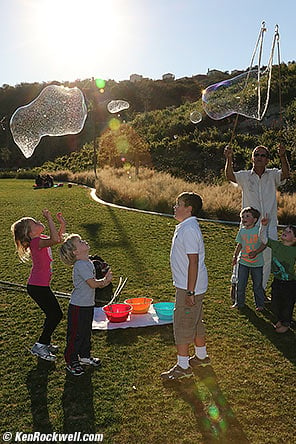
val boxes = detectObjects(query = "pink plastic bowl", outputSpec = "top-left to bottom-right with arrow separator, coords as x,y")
103,303 -> 132,323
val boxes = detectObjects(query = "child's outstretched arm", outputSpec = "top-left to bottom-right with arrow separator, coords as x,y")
39,209 -> 60,248
56,212 -> 66,242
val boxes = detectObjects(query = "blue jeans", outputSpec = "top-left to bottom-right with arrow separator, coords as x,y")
236,264 -> 265,308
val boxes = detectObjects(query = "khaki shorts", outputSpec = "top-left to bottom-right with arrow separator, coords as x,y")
173,288 -> 206,345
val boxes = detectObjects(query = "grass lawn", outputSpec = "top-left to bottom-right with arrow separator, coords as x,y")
1,179 -> 295,444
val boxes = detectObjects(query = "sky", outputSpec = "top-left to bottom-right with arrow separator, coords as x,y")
1,0 -> 295,87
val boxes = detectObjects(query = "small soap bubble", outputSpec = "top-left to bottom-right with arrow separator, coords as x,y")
107,100 -> 130,114
190,111 -> 202,124
10,85 -> 87,158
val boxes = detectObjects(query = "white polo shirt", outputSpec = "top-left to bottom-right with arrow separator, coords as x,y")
234,168 -> 284,238
170,216 -> 208,295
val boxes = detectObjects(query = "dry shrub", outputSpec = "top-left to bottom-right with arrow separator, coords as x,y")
95,166 -> 243,219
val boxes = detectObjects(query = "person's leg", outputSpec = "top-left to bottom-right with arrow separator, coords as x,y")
251,266 -> 265,308
161,288 -> 197,379
27,285 -> 63,345
64,304 -> 81,364
277,282 -> 296,328
271,279 -> 280,323
78,307 -> 94,359
236,264 -> 249,307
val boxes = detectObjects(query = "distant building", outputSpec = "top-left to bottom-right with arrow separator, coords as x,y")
162,73 -> 175,81
130,74 -> 143,83
207,69 -> 224,76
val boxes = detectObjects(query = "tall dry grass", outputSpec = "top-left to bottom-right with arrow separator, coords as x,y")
96,166 -> 242,221
50,166 -> 296,223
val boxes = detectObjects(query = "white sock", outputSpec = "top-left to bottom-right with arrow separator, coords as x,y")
35,342 -> 44,347
177,355 -> 189,369
195,346 -> 207,360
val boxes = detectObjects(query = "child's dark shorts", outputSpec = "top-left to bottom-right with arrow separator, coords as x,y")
173,288 -> 206,345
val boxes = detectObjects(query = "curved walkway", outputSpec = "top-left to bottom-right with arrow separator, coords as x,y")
90,188 -> 240,225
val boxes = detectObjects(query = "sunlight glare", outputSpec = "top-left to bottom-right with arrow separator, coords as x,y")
28,0 -> 124,79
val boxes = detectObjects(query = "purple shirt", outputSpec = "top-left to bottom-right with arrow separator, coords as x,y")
28,236 -> 53,286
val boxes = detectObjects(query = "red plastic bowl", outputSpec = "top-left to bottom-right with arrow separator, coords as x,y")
103,303 -> 132,323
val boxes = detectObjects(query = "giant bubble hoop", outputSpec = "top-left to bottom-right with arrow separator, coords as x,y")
202,21 -> 282,145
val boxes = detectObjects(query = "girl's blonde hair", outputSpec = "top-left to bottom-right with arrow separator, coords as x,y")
59,234 -> 81,266
11,217 -> 36,262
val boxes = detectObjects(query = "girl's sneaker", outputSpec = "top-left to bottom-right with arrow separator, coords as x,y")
31,343 -> 56,361
66,361 -> 85,376
79,357 -> 101,367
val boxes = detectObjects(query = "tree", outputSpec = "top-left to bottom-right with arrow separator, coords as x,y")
98,123 -> 151,174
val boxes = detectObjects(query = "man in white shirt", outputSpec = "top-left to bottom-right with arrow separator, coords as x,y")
224,144 -> 290,289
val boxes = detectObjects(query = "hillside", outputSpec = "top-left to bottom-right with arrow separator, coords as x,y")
1,63 -> 296,184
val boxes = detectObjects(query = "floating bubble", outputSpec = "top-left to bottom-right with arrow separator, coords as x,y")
202,68 -> 270,121
10,85 -> 87,158
109,118 -> 121,131
190,111 -> 202,124
107,100 -> 130,114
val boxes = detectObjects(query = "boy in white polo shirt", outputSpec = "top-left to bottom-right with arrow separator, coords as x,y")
161,192 -> 210,381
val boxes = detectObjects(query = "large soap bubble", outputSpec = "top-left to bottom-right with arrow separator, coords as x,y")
202,69 -> 270,121
107,100 -> 130,114
10,85 -> 87,158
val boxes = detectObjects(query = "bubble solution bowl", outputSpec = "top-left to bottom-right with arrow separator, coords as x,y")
124,297 -> 153,314
153,302 -> 175,321
103,303 -> 132,323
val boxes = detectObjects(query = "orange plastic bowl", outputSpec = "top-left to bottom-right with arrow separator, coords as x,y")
103,303 -> 132,323
124,297 -> 153,314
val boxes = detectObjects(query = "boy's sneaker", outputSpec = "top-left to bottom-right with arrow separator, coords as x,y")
47,344 -> 59,354
30,343 -> 56,361
79,357 -> 101,367
161,364 -> 193,380
66,361 -> 85,376
189,355 -> 211,368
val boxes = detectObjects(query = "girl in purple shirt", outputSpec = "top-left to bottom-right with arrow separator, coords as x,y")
11,209 -> 66,361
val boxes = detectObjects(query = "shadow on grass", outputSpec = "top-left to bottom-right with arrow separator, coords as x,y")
163,366 -> 250,444
105,206 -> 146,272
62,369 -> 96,433
26,359 -> 56,432
238,305 -> 296,365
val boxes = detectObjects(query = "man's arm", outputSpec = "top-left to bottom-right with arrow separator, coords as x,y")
278,143 -> 290,180
224,145 -> 237,183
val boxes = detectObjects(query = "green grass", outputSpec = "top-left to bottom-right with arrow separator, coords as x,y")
1,179 -> 296,444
